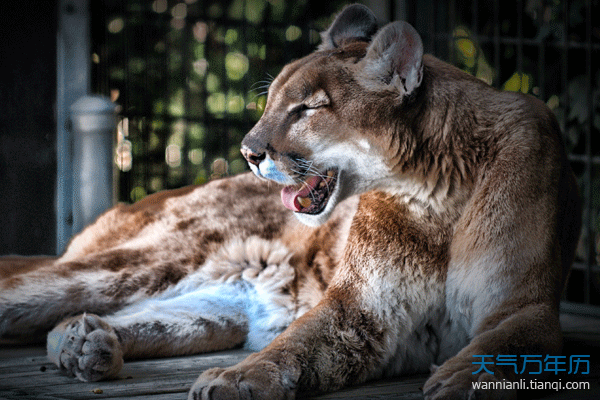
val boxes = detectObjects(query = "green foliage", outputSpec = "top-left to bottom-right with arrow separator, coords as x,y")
94,0 -> 349,204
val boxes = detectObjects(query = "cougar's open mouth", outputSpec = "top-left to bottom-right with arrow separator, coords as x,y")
281,169 -> 338,215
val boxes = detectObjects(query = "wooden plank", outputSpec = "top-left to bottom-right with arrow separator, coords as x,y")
2,314 -> 600,399
0,350 -> 251,400
101,394 -> 187,400
0,356 -> 51,375
0,351 -> 250,382
0,348 -> 426,400
0,344 -> 46,360
312,376 -> 426,399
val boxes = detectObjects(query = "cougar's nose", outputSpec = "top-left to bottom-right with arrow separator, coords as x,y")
241,145 -> 266,167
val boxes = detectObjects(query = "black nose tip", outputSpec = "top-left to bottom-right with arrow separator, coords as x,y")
241,146 -> 266,167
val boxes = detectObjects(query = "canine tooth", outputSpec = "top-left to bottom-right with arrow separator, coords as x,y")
327,170 -> 335,178
319,181 -> 326,188
298,196 -> 312,209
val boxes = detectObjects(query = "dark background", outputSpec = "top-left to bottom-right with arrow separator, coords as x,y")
0,1 -> 58,255
0,0 -> 598,312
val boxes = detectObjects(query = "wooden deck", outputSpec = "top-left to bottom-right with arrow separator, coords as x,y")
1,314 -> 599,399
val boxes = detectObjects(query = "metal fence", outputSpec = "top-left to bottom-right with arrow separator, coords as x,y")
91,0 -> 346,202
92,0 -> 599,314
402,0 -> 600,314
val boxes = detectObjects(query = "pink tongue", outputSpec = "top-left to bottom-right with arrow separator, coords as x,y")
281,175 -> 322,212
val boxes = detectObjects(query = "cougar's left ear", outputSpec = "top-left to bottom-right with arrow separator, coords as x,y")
318,4 -> 378,50
358,21 -> 423,97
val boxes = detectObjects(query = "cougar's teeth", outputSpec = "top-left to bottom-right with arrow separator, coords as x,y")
319,181 -> 326,188
327,170 -> 335,178
298,196 -> 312,209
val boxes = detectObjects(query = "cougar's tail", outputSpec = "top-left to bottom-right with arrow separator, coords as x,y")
0,256 -> 61,343
0,255 -> 58,279
0,252 -> 150,343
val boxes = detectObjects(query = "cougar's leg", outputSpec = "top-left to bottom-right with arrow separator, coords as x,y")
46,236 -> 300,382
46,286 -> 251,382
47,279 -> 294,382
423,303 -> 561,400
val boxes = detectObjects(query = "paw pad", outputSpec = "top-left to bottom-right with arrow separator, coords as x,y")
47,314 -> 123,382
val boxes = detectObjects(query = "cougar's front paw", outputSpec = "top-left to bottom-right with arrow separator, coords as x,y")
188,357 -> 297,400
47,313 -> 124,382
423,365 -> 516,400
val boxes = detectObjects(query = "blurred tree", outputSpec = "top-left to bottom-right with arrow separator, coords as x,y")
92,0 -> 347,202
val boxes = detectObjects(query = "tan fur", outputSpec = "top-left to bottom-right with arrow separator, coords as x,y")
0,5 -> 581,400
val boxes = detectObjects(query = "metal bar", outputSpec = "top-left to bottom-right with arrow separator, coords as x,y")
561,1 -> 570,136
583,0 -> 594,306
493,0 -> 500,87
161,7 -> 171,189
117,111 -> 251,132
56,0 -> 90,253
568,154 -> 600,164
471,0 -> 478,34
516,0 -> 523,79
472,0 -> 479,75
389,0 -> 396,22
571,262 -> 600,274
182,19 -> 191,184
429,1 -> 436,54
142,4 -> 150,196
561,301 -> 600,318
431,32 -> 600,51
142,6 -> 152,194
448,0 -> 455,65
200,11 -> 210,180
241,0 -> 251,160
537,0 -> 545,100
221,19 -> 230,164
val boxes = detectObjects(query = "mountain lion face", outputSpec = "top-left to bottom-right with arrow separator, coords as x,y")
241,15 -> 423,226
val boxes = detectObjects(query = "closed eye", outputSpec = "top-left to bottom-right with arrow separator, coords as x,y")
288,103 -> 326,118
289,103 -> 309,115
286,88 -> 330,118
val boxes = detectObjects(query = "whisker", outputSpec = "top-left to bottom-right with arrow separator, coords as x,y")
250,79 -> 273,87
250,91 -> 269,102
290,158 -> 334,194
249,84 -> 272,94
250,74 -> 275,94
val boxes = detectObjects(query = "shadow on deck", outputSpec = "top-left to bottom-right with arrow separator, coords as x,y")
1,314 -> 599,399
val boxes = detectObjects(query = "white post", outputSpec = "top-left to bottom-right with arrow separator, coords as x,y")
70,95 -> 117,234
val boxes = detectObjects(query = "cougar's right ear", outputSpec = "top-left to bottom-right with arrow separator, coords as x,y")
318,4 -> 378,51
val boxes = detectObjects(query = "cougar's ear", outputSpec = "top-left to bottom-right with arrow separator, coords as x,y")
318,4 -> 378,51
358,21 -> 423,97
